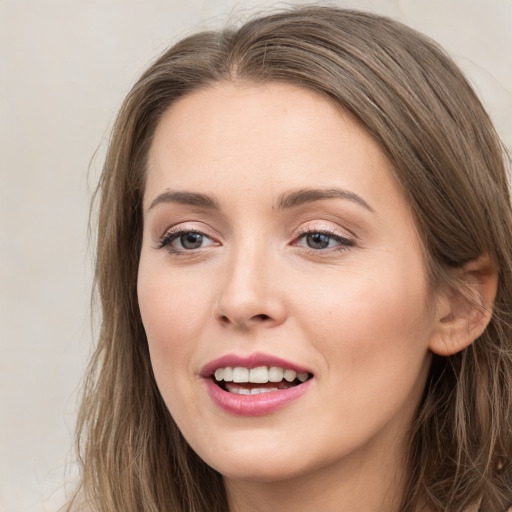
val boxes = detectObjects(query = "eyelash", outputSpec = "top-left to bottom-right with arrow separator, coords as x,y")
293,228 -> 355,254
158,227 -> 217,255
157,227 -> 355,255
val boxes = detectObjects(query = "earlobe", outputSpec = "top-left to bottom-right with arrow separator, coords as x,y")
429,254 -> 498,356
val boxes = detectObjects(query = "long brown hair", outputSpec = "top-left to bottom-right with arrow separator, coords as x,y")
67,6 -> 512,511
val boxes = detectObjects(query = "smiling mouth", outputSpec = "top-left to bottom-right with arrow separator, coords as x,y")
211,366 -> 313,395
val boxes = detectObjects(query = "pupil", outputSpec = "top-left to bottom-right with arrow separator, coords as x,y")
181,232 -> 203,249
307,233 -> 329,249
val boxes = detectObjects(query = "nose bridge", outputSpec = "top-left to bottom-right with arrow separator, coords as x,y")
214,234 -> 285,328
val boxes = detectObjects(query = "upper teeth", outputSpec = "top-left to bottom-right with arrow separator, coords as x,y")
214,366 -> 309,384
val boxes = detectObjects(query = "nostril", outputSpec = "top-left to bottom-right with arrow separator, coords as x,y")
215,308 -> 280,328
252,314 -> 271,322
217,313 -> 270,325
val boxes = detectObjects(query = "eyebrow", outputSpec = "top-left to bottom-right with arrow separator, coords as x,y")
147,191 -> 220,212
276,188 -> 374,212
147,187 -> 374,214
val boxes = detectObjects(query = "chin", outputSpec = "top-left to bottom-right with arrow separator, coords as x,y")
213,458 -> 312,484
190,430 -> 342,485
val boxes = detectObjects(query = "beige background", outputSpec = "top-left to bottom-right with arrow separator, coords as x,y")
1,1 -> 511,510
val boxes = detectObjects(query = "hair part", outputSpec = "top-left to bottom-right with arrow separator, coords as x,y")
66,6 -> 512,511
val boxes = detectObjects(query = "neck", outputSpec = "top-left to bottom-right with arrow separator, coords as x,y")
225,433 -> 409,512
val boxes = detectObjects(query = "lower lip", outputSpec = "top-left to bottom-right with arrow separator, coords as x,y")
204,378 -> 313,416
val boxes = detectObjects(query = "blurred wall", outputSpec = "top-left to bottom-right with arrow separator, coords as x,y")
1,1 -> 510,510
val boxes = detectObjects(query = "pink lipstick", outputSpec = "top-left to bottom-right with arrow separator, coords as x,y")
201,353 -> 313,416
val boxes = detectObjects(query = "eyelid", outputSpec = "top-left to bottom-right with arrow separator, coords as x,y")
293,221 -> 355,241
291,222 -> 356,252
157,222 -> 221,253
159,230 -> 215,249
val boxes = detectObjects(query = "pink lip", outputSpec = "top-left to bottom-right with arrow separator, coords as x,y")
201,352 -> 313,416
204,379 -> 312,416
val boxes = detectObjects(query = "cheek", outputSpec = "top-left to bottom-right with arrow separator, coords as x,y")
352,278 -> 429,347
297,263 -> 433,395
138,260 -> 208,335
137,268 -> 209,425
137,266 -> 206,377
297,272 -> 433,446
305,268 -> 429,339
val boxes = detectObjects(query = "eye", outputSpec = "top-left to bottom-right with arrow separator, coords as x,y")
303,232 -> 335,250
294,230 -> 354,251
159,229 -> 217,253
176,232 -> 207,249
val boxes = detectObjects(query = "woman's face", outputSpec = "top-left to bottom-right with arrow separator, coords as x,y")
138,83 -> 438,485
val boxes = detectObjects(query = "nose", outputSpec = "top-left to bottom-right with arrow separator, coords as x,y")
213,244 -> 287,330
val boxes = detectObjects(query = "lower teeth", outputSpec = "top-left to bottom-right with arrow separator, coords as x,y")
223,381 -> 298,395
232,387 -> 279,395
215,376 -> 310,395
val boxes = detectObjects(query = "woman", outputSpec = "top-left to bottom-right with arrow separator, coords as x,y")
67,6 -> 512,512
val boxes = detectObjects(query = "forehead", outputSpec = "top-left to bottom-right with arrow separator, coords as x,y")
146,82 -> 401,204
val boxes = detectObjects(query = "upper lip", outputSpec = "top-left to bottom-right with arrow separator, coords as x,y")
200,352 -> 312,378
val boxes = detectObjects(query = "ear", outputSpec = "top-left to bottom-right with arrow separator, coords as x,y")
429,254 -> 498,356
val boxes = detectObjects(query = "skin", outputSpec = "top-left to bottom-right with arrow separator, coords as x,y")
137,82 -> 448,512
